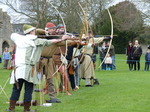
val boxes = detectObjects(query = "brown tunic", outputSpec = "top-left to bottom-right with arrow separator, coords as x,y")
35,29 -> 78,79
37,40 -> 74,79
52,46 -> 66,66
39,42 -> 66,79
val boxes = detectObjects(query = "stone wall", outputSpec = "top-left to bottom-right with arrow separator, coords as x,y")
0,8 -> 13,55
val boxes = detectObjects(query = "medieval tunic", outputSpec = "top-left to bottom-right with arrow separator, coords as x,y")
35,29 -> 70,79
52,46 -> 71,92
35,29 -> 74,98
36,40 -> 74,79
35,30 -> 67,99
52,46 -> 67,66
10,33 -> 53,84
80,37 -> 103,79
40,42 -> 67,79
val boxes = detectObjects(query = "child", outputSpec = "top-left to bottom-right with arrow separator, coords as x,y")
2,47 -> 11,69
144,45 -> 150,71
104,53 -> 112,70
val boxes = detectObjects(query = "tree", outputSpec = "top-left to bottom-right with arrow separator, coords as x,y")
127,0 -> 150,44
92,1 -> 144,53
0,0 -> 112,32
112,1 -> 143,33
129,0 -> 150,26
0,0 -> 52,28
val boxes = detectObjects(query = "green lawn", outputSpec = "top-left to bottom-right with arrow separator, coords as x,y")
0,54 -> 150,112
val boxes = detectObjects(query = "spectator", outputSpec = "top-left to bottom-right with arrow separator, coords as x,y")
107,41 -> 116,70
98,41 -> 107,70
104,53 -> 112,71
2,47 -> 11,69
131,40 -> 142,71
126,41 -> 133,70
0,56 -> 2,63
144,45 -> 150,71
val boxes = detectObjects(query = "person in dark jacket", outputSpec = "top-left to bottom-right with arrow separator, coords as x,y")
98,41 -> 107,70
131,40 -> 142,71
126,41 -> 133,70
144,45 -> 150,71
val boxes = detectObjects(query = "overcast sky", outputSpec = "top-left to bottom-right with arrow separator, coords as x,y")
0,0 -> 124,23
0,4 -> 8,12
1,0 -> 149,24
0,0 -> 124,12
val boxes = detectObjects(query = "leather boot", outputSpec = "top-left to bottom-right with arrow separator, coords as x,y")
24,101 -> 37,112
94,78 -> 100,85
6,100 -> 16,112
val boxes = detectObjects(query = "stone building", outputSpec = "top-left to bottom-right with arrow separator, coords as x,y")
0,8 -> 13,55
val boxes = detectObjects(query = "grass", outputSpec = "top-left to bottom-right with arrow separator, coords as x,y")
0,54 -> 150,112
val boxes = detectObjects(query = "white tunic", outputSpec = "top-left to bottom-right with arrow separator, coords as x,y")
10,33 -> 52,84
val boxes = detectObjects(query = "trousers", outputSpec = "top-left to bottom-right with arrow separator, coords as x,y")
10,79 -> 33,102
